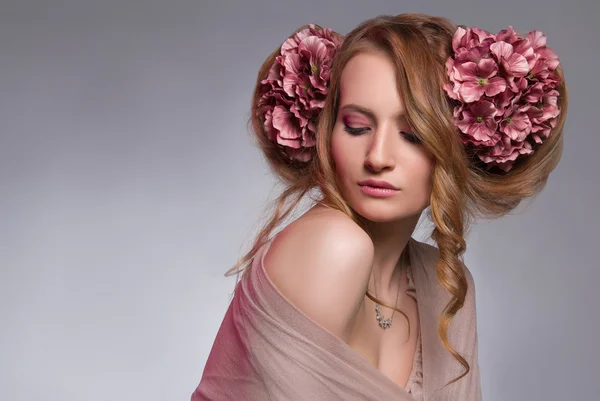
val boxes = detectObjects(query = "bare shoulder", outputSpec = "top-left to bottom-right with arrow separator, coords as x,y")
263,204 -> 374,341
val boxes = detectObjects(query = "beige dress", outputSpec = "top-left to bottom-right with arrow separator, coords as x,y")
191,237 -> 481,401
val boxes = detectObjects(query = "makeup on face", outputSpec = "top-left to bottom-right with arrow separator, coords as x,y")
340,106 -> 421,144
330,51 -> 433,220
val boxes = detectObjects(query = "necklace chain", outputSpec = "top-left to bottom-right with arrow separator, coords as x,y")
372,253 -> 406,330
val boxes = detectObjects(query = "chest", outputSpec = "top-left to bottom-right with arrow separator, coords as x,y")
347,283 -> 421,388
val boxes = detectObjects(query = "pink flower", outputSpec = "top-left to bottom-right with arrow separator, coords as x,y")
271,106 -> 302,147
270,105 -> 315,162
493,88 -> 519,112
540,90 -> 561,120
455,100 -> 501,144
452,26 -> 496,54
490,41 -> 530,77
530,116 -> 557,144
496,26 -> 519,44
521,86 -> 560,124
299,36 -> 337,92
444,25 -> 562,172
454,58 -> 507,102
499,104 -> 532,141
523,81 -> 545,103
258,25 -> 341,162
477,135 -> 534,172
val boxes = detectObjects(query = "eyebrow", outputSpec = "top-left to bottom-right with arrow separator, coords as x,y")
339,103 -> 407,122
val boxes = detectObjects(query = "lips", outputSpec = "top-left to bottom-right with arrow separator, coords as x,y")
358,178 -> 399,190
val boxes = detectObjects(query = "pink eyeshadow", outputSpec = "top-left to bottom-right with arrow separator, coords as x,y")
342,114 -> 370,125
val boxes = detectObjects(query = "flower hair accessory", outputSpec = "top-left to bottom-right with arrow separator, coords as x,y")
444,26 -> 562,172
257,24 -> 562,172
257,24 -> 342,162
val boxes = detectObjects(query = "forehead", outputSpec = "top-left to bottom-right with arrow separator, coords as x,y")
338,51 -> 405,115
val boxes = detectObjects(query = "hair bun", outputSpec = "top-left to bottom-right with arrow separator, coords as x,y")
444,26 -> 563,173
249,24 -> 343,183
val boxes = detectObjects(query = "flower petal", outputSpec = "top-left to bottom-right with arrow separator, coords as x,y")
484,76 -> 507,97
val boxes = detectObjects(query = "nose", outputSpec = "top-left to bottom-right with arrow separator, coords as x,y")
364,126 -> 396,172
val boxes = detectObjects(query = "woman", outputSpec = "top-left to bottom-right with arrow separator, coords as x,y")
192,13 -> 567,401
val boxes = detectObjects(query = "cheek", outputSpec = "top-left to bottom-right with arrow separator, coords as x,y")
331,130 -> 352,177
408,152 -> 434,193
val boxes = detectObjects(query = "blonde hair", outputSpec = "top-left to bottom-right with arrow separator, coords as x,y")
226,13 -> 568,387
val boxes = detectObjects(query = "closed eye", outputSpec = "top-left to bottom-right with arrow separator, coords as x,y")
401,131 -> 422,144
343,124 -> 369,135
344,124 -> 421,145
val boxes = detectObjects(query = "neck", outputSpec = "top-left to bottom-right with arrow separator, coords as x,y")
363,213 -> 421,296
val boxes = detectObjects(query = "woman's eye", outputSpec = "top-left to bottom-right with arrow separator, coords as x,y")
343,124 -> 421,144
401,131 -> 421,144
343,124 -> 369,135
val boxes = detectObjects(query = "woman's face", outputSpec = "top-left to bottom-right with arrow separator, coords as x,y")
331,51 -> 434,223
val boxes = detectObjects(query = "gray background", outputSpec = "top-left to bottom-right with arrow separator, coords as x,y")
1,0 -> 598,400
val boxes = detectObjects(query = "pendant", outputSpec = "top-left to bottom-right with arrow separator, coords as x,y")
375,304 -> 392,329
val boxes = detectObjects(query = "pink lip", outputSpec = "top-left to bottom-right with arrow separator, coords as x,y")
358,179 -> 399,190
360,185 -> 397,197
358,179 -> 399,198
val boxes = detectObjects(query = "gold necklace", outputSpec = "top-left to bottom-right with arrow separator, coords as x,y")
372,263 -> 403,330
373,253 -> 404,330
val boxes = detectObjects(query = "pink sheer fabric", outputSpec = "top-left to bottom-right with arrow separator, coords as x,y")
192,237 -> 481,401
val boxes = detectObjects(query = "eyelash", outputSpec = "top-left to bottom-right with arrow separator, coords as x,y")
343,124 -> 421,144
